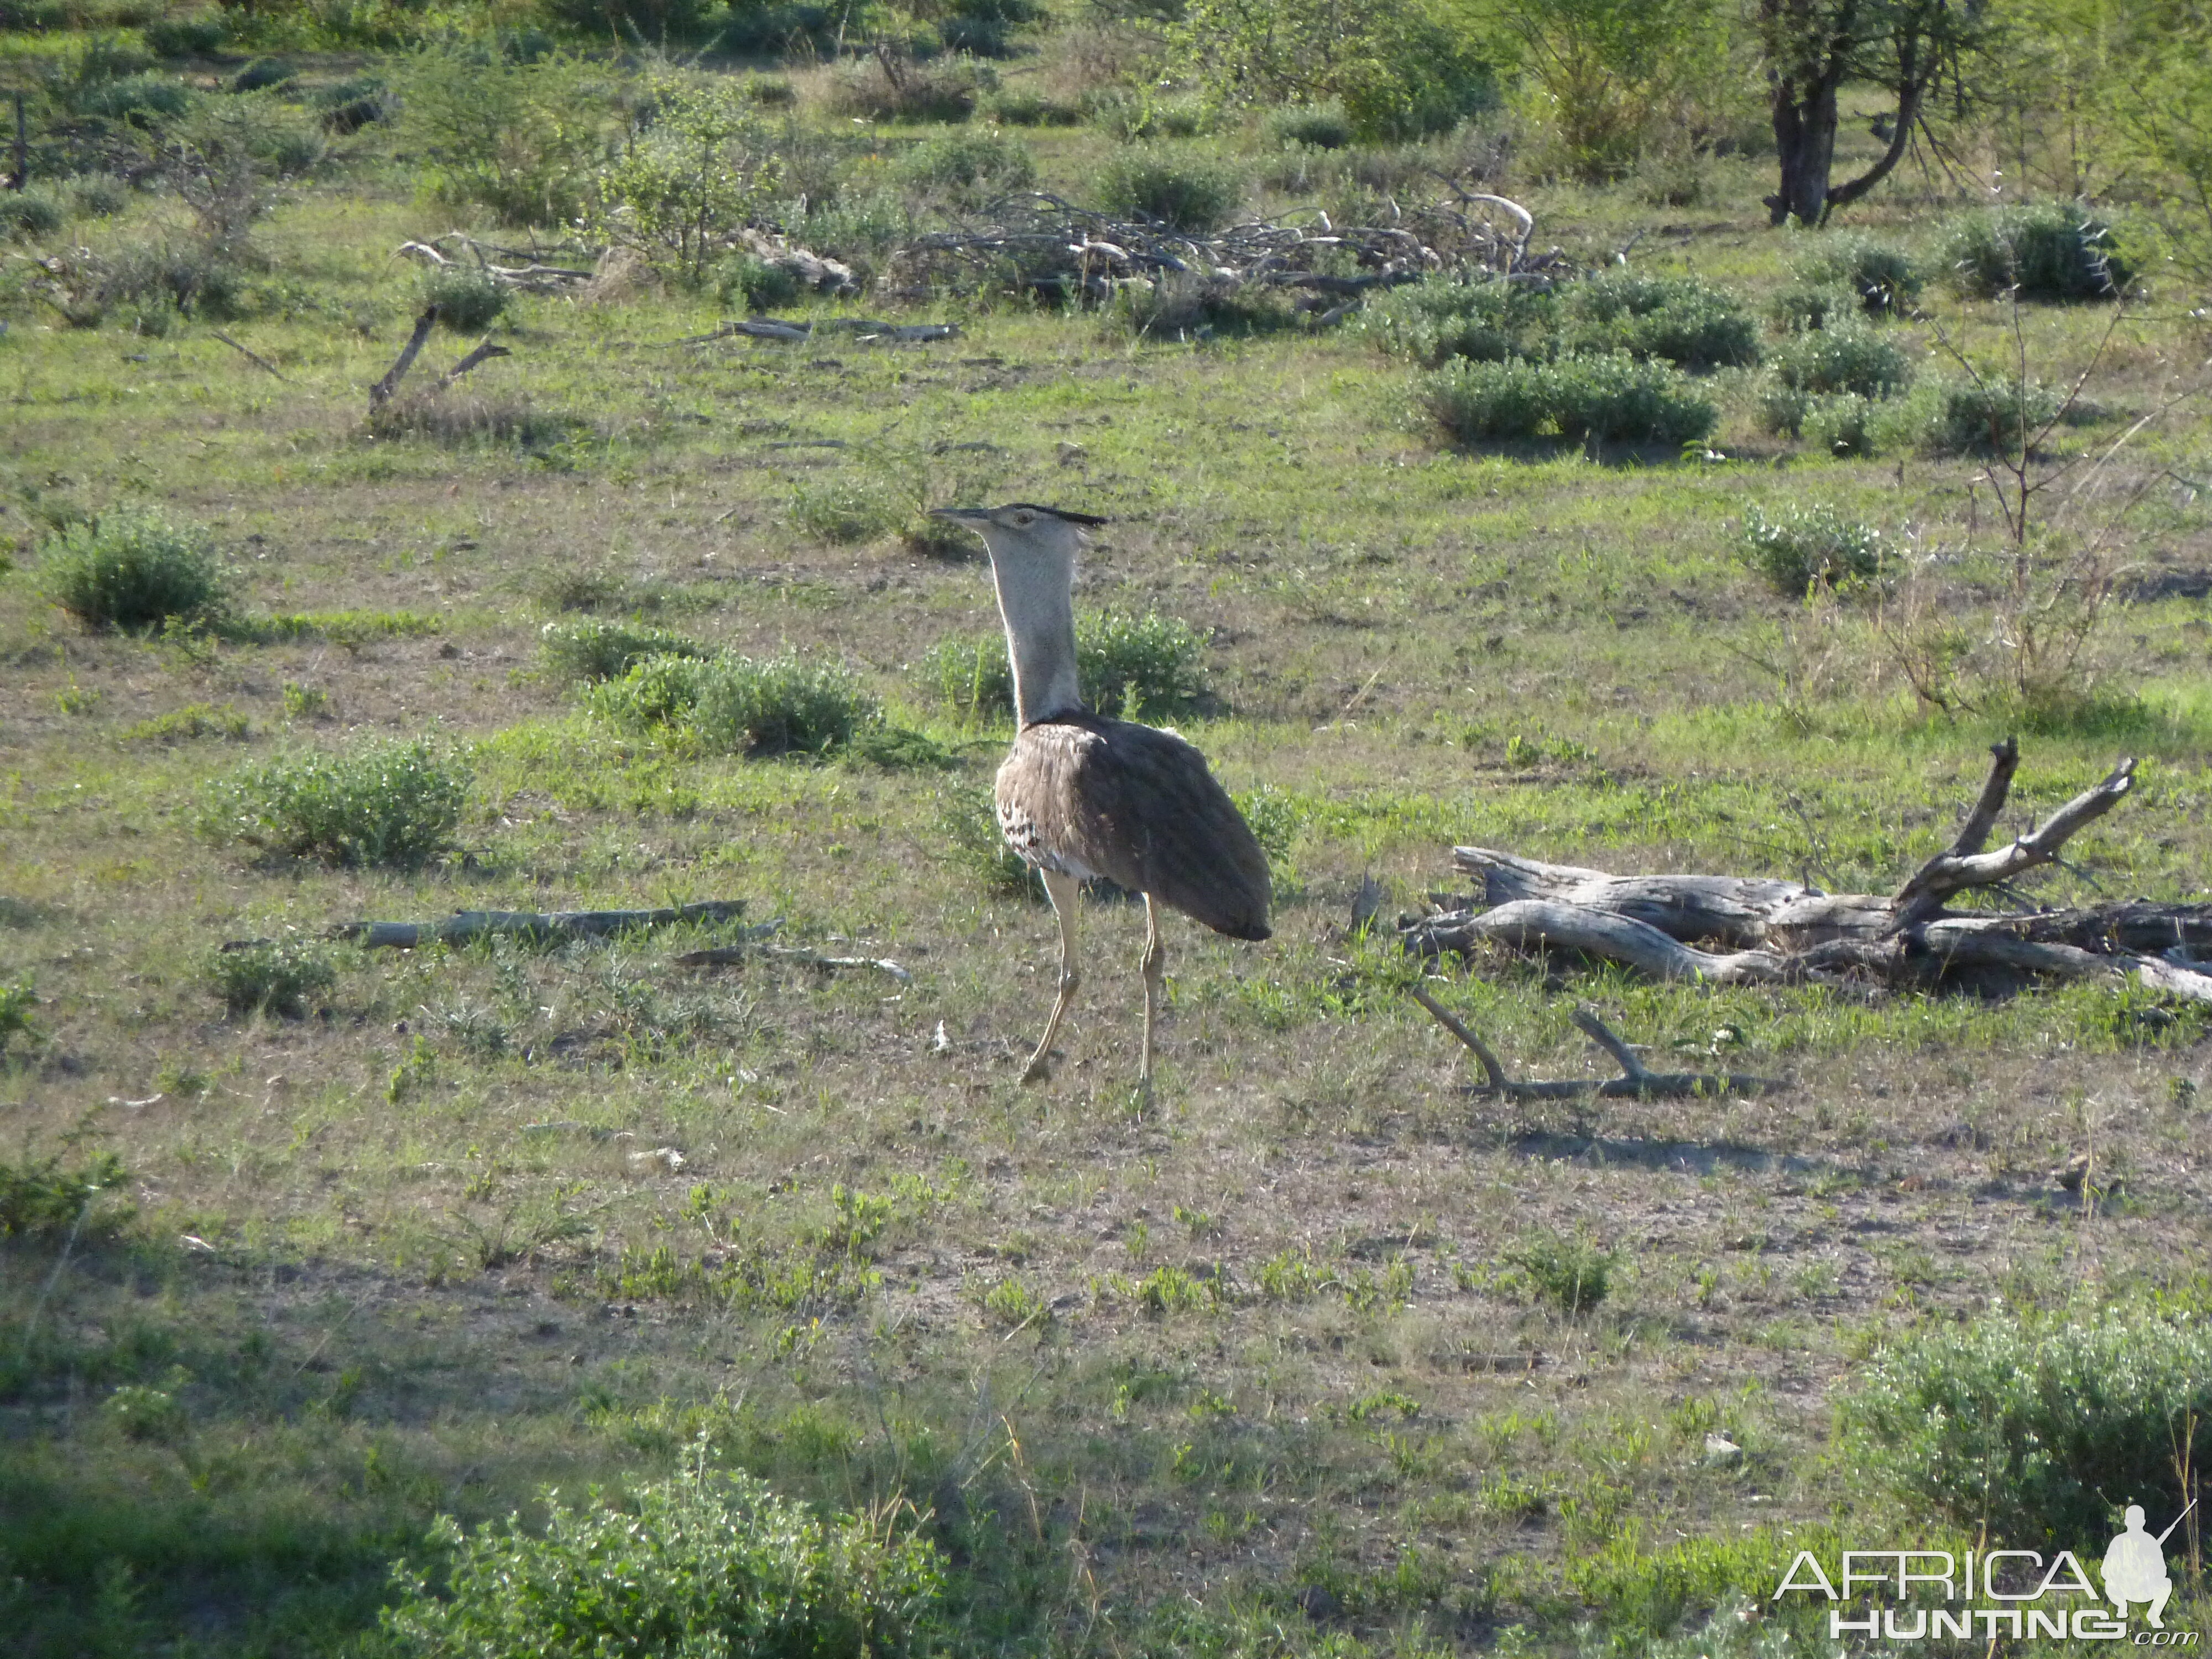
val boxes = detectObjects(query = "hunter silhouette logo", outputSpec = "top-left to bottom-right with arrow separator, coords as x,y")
2105,1502 -> 2196,1630
1773,1498 -> 2202,1644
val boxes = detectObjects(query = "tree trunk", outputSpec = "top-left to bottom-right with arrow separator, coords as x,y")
1768,64 -> 1845,227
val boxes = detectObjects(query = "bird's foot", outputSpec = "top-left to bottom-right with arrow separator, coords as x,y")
1020,1055 -> 1053,1084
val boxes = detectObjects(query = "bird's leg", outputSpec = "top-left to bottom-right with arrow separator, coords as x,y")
1138,893 -> 1166,1102
1023,870 -> 1082,1084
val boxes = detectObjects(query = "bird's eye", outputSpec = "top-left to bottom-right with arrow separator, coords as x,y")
1013,512 -> 1034,526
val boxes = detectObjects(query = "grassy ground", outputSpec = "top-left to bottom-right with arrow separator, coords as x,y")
3,32 -> 2211,1658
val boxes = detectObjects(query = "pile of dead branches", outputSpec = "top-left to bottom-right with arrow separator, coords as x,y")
1401,739 -> 2212,1005
885,190 -> 1566,308
396,227 -> 859,300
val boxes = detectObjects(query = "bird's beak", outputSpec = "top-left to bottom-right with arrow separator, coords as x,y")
928,507 -> 992,529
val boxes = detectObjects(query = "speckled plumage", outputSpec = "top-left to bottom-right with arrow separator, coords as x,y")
995,714 -> 1272,942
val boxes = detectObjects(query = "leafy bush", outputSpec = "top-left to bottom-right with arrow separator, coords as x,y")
590,77 -> 785,285
1766,319 -> 1914,399
70,174 -> 129,218
592,654 -> 882,757
1508,1230 -> 1615,1314
1841,1303 -> 2212,1548
379,1447 -> 945,1659
206,940 -> 340,1019
1942,204 -> 2133,300
204,739 -> 471,867
717,254 -> 806,312
921,611 -> 1210,721
788,475 -> 907,545
144,12 -> 228,55
0,1147 -> 128,1239
1764,283 -> 1850,335
1882,374 -> 2064,456
1418,354 -> 1718,447
1,187 -> 65,239
399,49 -> 606,227
73,72 -> 194,126
1265,102 -> 1354,149
1559,273 -> 1760,369
540,618 -> 709,683
229,58 -> 296,93
1101,273 -> 1301,342
1790,232 -> 1921,316
895,128 -> 1036,204
40,505 -> 226,632
0,976 -> 37,1060
92,238 -> 248,320
418,265 -> 510,332
1353,277 -> 1559,367
1092,145 -> 1245,232
1803,392 -> 1876,457
820,53 -> 990,123
1737,504 -> 1885,596
984,88 -> 1081,127
314,73 -> 393,133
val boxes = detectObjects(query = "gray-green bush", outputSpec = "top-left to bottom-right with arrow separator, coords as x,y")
1767,320 -> 1914,400
1508,1230 -> 1615,1314
1942,205 -> 2133,300
1885,374 -> 2065,456
1559,273 -> 1761,369
379,1448 -> 945,1659
592,654 -> 882,757
894,128 -> 1036,204
1418,354 -> 1718,447
206,940 -> 340,1019
203,739 -> 471,867
418,265 -> 510,332
1790,233 -> 1921,317
1841,1303 -> 2212,1548
1736,504 -> 1885,596
922,611 -> 1210,721
1354,278 -> 1559,367
1264,102 -> 1354,149
40,505 -> 226,632
1092,145 -> 1245,233
540,618 -> 710,684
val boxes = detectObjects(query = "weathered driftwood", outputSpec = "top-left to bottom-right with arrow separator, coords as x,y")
1404,741 -> 2212,1004
887,191 -> 1567,307
672,316 -> 961,347
1408,988 -> 1783,1098
397,235 -> 596,294
676,941 -> 912,983
332,902 -> 750,950
439,340 -> 512,389
369,305 -> 439,409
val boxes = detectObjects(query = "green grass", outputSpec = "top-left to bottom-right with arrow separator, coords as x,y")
0,25 -> 2209,1659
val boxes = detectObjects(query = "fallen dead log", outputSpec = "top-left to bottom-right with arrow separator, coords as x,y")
368,304 -> 439,409
331,901 -> 752,950
1408,987 -> 1783,1098
1404,740 -> 2212,1004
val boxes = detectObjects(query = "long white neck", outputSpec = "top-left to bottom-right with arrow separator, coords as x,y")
988,543 -> 1082,726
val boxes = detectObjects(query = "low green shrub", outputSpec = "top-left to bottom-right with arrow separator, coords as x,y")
1736,504 -> 1885,596
1790,233 -> 1921,316
789,475 -> 907,545
1265,102 -> 1354,149
937,782 -> 1035,895
1093,145 -> 1245,233
96,237 -> 248,319
1,187 -> 66,239
1559,273 -> 1761,369
1942,204 -> 2132,300
418,265 -> 510,332
314,74 -> 392,133
1840,1303 -> 2212,1548
921,611 -> 1210,721
984,88 -> 1081,127
73,72 -> 194,126
1884,374 -> 2065,455
821,53 -> 989,123
206,940 -> 339,1019
204,739 -> 471,867
228,58 -> 296,93
1507,1229 -> 1615,1313
0,1147 -> 128,1239
1767,319 -> 1914,400
716,254 -> 805,312
593,654 -> 882,757
1354,278 -> 1559,367
0,976 -> 36,1059
1765,283 -> 1850,335
70,174 -> 129,218
1803,392 -> 1876,457
895,128 -> 1035,203
379,1446 -> 945,1659
540,618 -> 709,684
693,656 -> 879,757
1418,354 -> 1718,447
144,12 -> 228,55
39,505 -> 226,633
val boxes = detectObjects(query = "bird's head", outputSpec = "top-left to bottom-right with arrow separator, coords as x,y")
929,503 -> 1106,568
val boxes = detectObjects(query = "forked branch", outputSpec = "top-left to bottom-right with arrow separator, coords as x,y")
1407,988 -> 1783,1099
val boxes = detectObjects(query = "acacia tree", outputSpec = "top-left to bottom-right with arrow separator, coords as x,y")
1759,0 -> 1987,226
